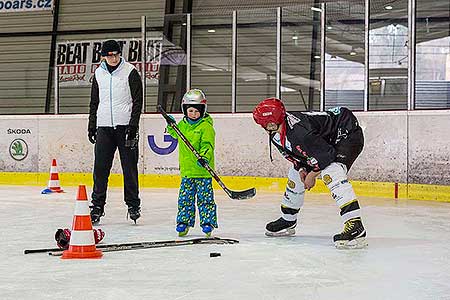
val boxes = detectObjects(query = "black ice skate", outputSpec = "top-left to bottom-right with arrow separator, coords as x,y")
127,206 -> 141,224
265,217 -> 297,237
333,217 -> 368,249
90,205 -> 104,224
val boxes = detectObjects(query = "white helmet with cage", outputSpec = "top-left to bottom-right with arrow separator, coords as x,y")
182,88 -> 207,118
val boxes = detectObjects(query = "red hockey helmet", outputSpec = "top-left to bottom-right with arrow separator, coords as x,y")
253,98 -> 286,129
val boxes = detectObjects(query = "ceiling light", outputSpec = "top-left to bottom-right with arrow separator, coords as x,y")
314,55 -> 321,59
310,7 -> 322,13
327,25 -> 333,30
349,49 -> 357,56
182,22 -> 187,26
207,29 -> 216,33
384,5 -> 393,10
292,36 -> 298,40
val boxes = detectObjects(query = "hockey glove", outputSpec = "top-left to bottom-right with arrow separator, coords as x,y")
88,128 -> 97,144
55,228 -> 71,249
197,157 -> 208,168
55,228 -> 105,249
93,228 -> 106,245
125,126 -> 138,148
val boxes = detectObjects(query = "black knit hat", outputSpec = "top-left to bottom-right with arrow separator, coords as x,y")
101,40 -> 121,56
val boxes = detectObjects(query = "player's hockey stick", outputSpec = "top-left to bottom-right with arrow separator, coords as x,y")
158,105 -> 256,200
47,237 -> 239,256
24,237 -> 239,254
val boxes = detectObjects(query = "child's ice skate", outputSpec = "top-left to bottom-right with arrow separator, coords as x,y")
333,217 -> 368,249
265,217 -> 296,237
201,224 -> 213,237
176,223 -> 189,237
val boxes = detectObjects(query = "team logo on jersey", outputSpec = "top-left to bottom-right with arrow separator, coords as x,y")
322,174 -> 332,185
9,138 -> 28,161
286,113 -> 301,128
287,179 -> 296,189
327,107 -> 342,115
307,157 -> 318,166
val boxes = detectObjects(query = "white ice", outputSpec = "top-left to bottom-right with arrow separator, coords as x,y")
1,186 -> 450,300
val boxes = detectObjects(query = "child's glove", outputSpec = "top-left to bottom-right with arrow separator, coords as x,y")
197,157 -> 208,168
165,115 -> 176,126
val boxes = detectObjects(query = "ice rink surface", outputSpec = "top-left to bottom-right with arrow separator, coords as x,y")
1,186 -> 450,300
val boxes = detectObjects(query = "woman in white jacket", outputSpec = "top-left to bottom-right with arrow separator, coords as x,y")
88,39 -> 143,224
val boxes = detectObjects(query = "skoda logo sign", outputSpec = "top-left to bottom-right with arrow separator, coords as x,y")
9,138 -> 28,161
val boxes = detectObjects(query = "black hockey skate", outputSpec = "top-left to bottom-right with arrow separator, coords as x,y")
127,206 -> 141,224
265,217 -> 297,237
90,205 -> 104,224
333,217 -> 368,249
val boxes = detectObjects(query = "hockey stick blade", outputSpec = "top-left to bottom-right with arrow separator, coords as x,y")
48,237 -> 239,256
157,105 -> 256,200
228,187 -> 256,200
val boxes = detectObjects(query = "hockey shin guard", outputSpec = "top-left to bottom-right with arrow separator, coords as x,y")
280,166 -> 305,221
321,162 -> 361,222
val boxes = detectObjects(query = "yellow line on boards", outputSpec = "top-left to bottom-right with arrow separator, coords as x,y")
0,172 -> 449,203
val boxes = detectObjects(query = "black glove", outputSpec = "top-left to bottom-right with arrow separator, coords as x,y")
165,114 -> 176,126
88,128 -> 97,144
125,126 -> 138,148
125,126 -> 137,140
197,157 -> 208,168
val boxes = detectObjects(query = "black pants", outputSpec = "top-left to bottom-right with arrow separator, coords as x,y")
335,126 -> 364,171
91,126 -> 140,209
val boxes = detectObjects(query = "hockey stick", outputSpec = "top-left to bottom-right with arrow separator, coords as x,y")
158,105 -> 256,200
24,237 -> 239,255
47,237 -> 239,256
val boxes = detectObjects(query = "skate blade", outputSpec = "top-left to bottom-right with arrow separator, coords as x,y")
265,228 -> 296,237
335,237 -> 368,249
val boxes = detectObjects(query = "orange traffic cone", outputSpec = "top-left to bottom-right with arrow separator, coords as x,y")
61,185 -> 103,259
41,159 -> 64,194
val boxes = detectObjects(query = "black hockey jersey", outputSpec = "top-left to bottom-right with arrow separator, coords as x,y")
271,107 -> 360,172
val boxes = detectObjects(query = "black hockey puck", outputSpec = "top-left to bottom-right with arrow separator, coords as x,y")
210,252 -> 221,258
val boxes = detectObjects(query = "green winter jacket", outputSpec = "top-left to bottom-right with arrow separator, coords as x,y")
167,114 -> 215,178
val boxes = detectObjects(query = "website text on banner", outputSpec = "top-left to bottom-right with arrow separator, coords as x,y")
0,0 -> 53,13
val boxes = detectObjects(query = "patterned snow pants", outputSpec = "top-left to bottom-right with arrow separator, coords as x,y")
177,177 -> 217,228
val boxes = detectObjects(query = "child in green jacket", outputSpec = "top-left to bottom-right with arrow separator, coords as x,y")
166,89 -> 217,237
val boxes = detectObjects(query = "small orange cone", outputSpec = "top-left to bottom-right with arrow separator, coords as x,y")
61,185 -> 103,259
41,159 -> 64,194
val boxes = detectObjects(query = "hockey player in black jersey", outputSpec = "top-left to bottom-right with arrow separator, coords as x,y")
253,98 -> 367,249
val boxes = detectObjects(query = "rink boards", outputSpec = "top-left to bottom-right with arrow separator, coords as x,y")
0,111 -> 449,202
